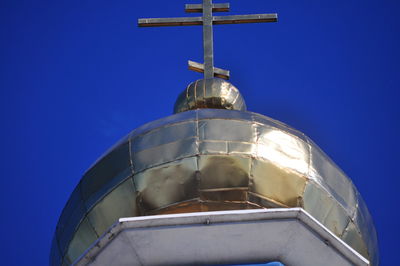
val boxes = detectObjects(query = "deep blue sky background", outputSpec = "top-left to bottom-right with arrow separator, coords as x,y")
1,0 -> 399,265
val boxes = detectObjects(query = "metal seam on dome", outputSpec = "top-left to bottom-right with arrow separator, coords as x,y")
232,87 -> 240,105
306,179 -> 354,234
195,108 -> 200,153
131,120 -> 197,140
194,79 -> 198,103
195,110 -> 201,202
185,80 -> 189,101
202,78 -> 206,98
128,138 -> 135,176
348,204 -> 371,257
302,136 -> 313,203
62,215 -> 97,264
85,174 -> 135,214
341,216 -> 353,238
353,192 -> 360,221
249,191 -> 289,208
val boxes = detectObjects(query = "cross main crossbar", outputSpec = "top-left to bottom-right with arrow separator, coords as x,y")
138,17 -> 202,27
138,14 -> 278,27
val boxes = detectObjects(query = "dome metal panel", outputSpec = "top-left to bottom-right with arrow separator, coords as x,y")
51,109 -> 379,265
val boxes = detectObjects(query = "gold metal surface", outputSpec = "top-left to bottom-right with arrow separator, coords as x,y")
303,181 -> 351,237
173,79 -> 246,113
66,218 -> 98,263
52,109 -> 379,266
342,221 -> 369,259
256,127 -> 309,175
250,160 -> 307,207
198,155 -> 250,189
135,157 -> 198,213
132,137 -> 197,172
87,178 -> 137,235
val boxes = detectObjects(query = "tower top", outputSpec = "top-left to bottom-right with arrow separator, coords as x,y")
138,0 -> 278,80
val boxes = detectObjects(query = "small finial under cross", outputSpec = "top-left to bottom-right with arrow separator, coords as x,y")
138,0 -> 277,80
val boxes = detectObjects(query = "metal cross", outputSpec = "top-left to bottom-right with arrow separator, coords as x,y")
138,1 -> 277,80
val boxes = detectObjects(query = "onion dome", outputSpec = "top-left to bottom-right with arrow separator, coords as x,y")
174,78 -> 246,113
50,80 -> 379,265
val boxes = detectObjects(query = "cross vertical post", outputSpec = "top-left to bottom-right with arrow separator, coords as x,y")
203,0 -> 214,79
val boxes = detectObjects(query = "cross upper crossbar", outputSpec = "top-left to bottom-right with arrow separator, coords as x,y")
138,0 -> 278,80
185,3 -> 230,13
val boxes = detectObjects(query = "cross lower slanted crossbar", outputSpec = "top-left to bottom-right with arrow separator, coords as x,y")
188,60 -> 230,80
138,0 -> 278,80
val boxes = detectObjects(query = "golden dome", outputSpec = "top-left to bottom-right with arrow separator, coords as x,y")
174,78 -> 246,113
51,107 -> 378,265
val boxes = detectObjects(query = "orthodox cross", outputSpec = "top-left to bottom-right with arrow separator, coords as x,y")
138,1 -> 277,80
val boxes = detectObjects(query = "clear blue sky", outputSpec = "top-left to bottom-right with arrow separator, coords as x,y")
1,0 -> 399,265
